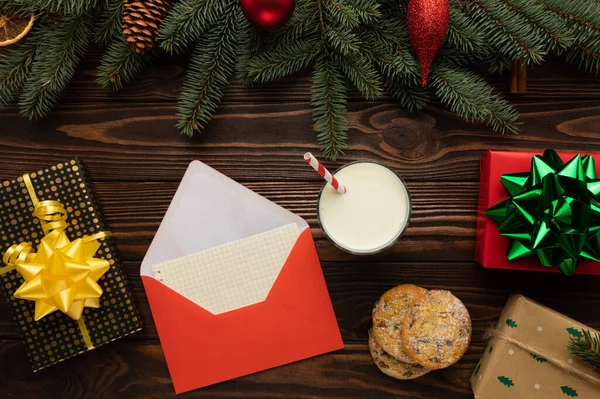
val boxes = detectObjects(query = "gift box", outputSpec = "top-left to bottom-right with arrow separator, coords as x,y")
471,295 -> 600,398
0,159 -> 143,371
475,150 -> 600,275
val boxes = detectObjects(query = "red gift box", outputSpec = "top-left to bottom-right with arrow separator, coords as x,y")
475,150 -> 600,275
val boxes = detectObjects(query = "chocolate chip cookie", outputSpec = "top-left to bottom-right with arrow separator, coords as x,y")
372,284 -> 428,363
369,330 -> 430,380
401,290 -> 471,370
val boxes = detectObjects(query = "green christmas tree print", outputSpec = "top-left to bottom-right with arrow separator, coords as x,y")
561,386 -> 578,397
506,319 -> 518,328
489,345 -> 493,354
474,363 -> 481,377
497,376 -> 514,387
530,353 -> 548,363
566,327 -> 583,338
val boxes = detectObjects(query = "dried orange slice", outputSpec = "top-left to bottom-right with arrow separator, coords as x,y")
0,13 -> 35,47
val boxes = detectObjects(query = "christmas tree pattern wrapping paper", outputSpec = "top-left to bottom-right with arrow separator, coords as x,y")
471,295 -> 600,398
0,159 -> 143,371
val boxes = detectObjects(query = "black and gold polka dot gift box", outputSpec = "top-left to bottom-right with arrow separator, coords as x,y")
0,158 -> 143,371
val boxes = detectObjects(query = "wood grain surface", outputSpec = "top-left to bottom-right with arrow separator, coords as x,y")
1,55 -> 600,399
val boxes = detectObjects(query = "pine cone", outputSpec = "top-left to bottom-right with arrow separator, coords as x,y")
122,0 -> 171,54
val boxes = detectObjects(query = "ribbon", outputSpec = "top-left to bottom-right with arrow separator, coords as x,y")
486,149 -> 600,276
1,173 -> 113,349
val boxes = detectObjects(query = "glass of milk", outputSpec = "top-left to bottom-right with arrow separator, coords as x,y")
317,161 -> 411,255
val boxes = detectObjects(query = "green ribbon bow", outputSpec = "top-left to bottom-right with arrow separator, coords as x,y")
486,149 -> 600,275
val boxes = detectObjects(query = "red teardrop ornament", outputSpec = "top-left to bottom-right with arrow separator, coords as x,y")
240,0 -> 296,30
407,0 -> 450,87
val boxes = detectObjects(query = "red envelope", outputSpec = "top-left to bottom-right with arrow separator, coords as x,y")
141,161 -> 344,393
476,150 -> 600,274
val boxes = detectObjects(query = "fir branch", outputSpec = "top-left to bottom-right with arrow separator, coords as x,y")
97,37 -> 155,90
345,0 -> 380,24
9,0 -> 99,15
324,0 -> 361,29
95,0 -> 123,46
503,0 -> 575,52
465,0 -> 547,63
431,64 -> 520,134
236,18 -> 261,84
312,57 -> 348,160
384,73 -> 429,111
0,20 -> 46,106
159,0 -> 223,54
19,14 -> 94,120
248,38 -> 319,83
568,329 -> 600,372
537,0 -> 600,73
176,0 -> 239,135
325,24 -> 361,55
334,52 -> 381,99
447,6 -> 486,54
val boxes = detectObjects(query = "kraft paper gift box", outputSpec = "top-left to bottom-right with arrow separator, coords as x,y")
0,158 -> 143,371
475,150 -> 600,275
471,295 -> 600,398
141,160 -> 344,394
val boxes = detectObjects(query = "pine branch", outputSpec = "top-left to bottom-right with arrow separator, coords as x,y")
334,51 -> 381,99
159,0 -> 224,54
176,1 -> 239,135
537,0 -> 600,73
502,0 -> 575,52
248,38 -> 319,83
97,37 -> 155,90
0,19 -> 46,107
431,63 -> 520,134
236,17 -> 261,85
447,6 -> 487,54
9,0 -> 99,15
465,0 -> 547,63
19,14 -> 94,120
568,329 -> 600,371
312,57 -> 348,160
95,0 -> 123,46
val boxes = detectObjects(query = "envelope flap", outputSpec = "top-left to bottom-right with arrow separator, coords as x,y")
141,161 -> 308,276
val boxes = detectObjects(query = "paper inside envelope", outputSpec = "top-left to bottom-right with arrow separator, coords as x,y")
140,160 -> 307,277
151,224 -> 299,314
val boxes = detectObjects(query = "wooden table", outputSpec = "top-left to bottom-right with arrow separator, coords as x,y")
1,56 -> 600,399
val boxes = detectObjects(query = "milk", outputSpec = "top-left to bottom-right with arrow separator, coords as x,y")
318,162 -> 411,254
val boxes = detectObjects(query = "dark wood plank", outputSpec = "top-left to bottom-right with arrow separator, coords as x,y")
2,261 -> 599,341
58,55 -> 600,103
1,99 -> 600,183
87,181 -> 478,262
0,340 -> 480,399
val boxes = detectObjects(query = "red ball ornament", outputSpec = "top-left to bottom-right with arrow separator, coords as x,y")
407,0 -> 450,87
240,0 -> 295,30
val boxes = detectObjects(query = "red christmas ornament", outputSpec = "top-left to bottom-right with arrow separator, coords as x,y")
240,0 -> 295,30
407,0 -> 450,87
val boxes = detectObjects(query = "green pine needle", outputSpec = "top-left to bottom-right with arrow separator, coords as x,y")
312,58 -> 348,160
97,38 -> 156,91
431,64 -> 520,134
159,0 -> 225,54
19,14 -> 94,120
568,329 -> 600,371
95,0 -> 124,46
176,1 -> 239,136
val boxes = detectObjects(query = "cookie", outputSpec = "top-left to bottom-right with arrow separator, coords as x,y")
369,330 -> 430,380
401,290 -> 471,370
372,284 -> 428,363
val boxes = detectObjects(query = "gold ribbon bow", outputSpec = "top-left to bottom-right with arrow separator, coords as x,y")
0,173 -> 112,349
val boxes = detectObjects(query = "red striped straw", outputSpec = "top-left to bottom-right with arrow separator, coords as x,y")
304,152 -> 346,194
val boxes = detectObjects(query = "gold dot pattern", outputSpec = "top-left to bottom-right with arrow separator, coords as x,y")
0,159 -> 143,371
